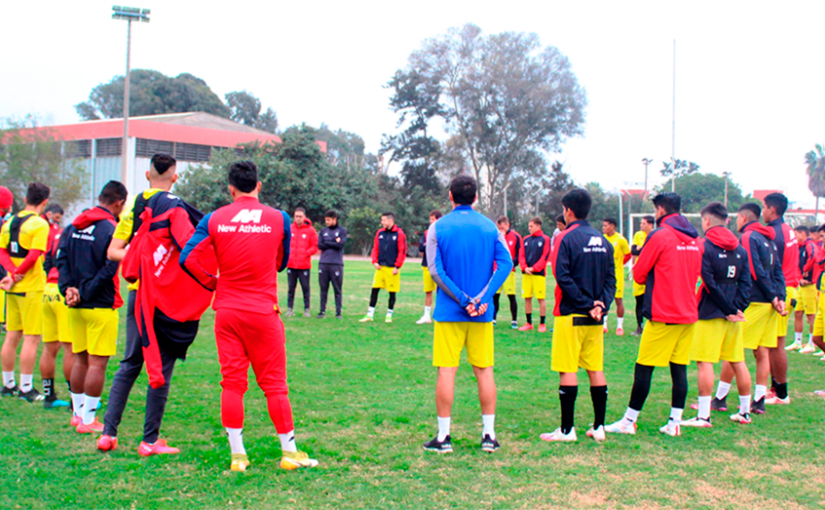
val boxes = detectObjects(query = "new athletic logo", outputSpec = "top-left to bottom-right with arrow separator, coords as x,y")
231,209 -> 263,224
153,242 -> 174,277
153,244 -> 169,267
218,209 -> 272,234
587,237 -> 603,247
71,225 -> 97,241
583,236 -> 607,253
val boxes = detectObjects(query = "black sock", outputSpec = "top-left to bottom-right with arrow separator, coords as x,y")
526,313 -> 532,325
509,295 -> 518,322
591,385 -> 608,429
560,385 -> 578,434
628,363 -> 655,412
43,378 -> 54,399
775,382 -> 788,400
670,363 -> 688,410
635,295 -> 645,329
65,380 -> 71,393
388,292 -> 397,310
493,294 -> 501,320
771,376 -> 777,391
369,288 -> 380,308
540,315 -> 546,325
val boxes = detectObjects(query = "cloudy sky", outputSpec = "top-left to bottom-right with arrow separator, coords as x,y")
2,1 -> 823,207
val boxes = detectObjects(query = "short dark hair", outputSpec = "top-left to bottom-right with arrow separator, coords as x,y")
44,203 -> 64,215
25,182 -> 50,206
496,216 -> 510,225
603,217 -> 618,227
700,201 -> 728,221
294,207 -> 307,215
529,216 -> 542,226
324,209 -> 338,219
642,215 -> 655,225
449,174 -> 477,206
555,214 -> 565,225
99,180 -> 128,205
738,202 -> 761,219
763,192 -> 788,216
652,192 -> 681,215
150,153 -> 177,175
382,212 -> 395,220
430,210 -> 443,220
228,161 -> 258,193
795,225 -> 811,235
561,188 -> 592,220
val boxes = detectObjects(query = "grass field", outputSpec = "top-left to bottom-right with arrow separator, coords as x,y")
2,259 -> 825,509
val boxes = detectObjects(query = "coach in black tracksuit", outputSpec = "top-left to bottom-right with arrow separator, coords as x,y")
317,210 -> 347,319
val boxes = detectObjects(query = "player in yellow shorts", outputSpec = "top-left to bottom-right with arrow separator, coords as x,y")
789,226 -> 818,352
0,186 -> 12,326
630,216 -> 654,336
416,211 -> 442,325
360,213 -> 407,324
540,189 -> 615,443
493,216 -> 522,329
518,217 -> 551,332
602,218 -> 631,335
0,183 -> 51,402
57,181 -> 127,434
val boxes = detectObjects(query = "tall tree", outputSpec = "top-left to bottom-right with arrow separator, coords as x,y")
75,70 -> 230,120
657,173 -> 745,213
225,91 -> 278,133
805,144 -> 825,219
386,24 -> 587,214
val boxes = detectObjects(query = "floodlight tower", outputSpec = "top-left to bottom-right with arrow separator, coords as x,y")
112,5 -> 150,188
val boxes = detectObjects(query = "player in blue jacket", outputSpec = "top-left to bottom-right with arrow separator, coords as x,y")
423,175 -> 512,454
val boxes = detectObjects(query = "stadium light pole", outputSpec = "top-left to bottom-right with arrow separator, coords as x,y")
722,171 -> 731,207
112,6 -> 150,187
641,158 -> 652,198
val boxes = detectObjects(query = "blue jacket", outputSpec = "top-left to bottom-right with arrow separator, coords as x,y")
550,220 -> 615,317
697,226 -> 751,320
426,205 -> 512,322
317,224 -> 347,265
740,221 -> 784,304
56,206 -> 122,309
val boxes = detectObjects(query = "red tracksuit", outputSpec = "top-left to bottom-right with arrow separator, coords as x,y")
180,196 -> 293,432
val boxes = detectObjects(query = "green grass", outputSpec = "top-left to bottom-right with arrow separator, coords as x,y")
2,260 -> 825,509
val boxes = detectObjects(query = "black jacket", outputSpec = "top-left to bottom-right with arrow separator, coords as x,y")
740,221 -> 784,304
318,224 -> 347,266
550,220 -> 616,317
697,227 -> 751,320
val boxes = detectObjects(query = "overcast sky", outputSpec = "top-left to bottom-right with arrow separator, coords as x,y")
2,1 -> 824,208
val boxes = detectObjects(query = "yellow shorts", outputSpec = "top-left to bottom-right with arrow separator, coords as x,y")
796,285 -> 817,315
637,321 -> 694,367
632,281 -> 646,298
690,318 -> 745,364
522,274 -> 546,300
615,270 -> 625,299
0,289 -> 5,323
743,302 -> 779,349
433,321 -> 494,368
777,286 -> 797,337
6,291 -> 44,335
551,315 -> 604,372
423,268 -> 437,293
496,272 -> 516,296
69,307 -> 119,356
372,266 -> 401,293
42,283 -> 70,344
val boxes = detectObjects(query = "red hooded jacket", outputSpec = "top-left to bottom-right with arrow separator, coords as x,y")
287,219 -> 318,270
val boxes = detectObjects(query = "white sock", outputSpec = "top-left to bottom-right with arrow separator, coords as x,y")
226,428 -> 246,455
387,309 -> 394,316
715,381 -> 731,400
2,371 -> 15,389
623,407 -> 640,424
739,395 -> 751,415
795,332 -> 803,343
20,374 -> 33,392
70,392 -> 85,417
669,407 -> 683,425
697,396 -> 711,420
482,414 -> 496,440
424,306 -> 431,316
754,384 -> 767,402
603,314 -> 609,327
278,431 -> 297,453
83,395 -> 100,425
367,307 -> 375,318
437,416 -> 451,441
809,334 -> 815,346
617,317 -> 624,329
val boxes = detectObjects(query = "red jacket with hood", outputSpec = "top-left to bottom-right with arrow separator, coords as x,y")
288,219 -> 318,270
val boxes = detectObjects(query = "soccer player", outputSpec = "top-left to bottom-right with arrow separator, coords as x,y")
316,209 -> 347,319
56,181 -> 127,434
360,212 -> 407,323
422,175 -> 512,453
605,193 -> 702,437
630,215 -> 654,336
0,186 -> 13,328
714,203 -> 785,415
682,202 -> 752,427
0,183 -> 51,402
493,216 -> 522,329
417,210 -> 443,325
788,226 -> 817,353
40,206 -> 73,409
550,214 -> 566,253
518,217 -> 551,332
763,192 -> 798,405
540,188 -> 615,443
181,160 -> 318,471
285,207 -> 317,317
102,153 -> 211,456
602,217 -> 631,336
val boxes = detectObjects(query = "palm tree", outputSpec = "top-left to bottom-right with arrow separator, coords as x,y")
806,144 -> 825,221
